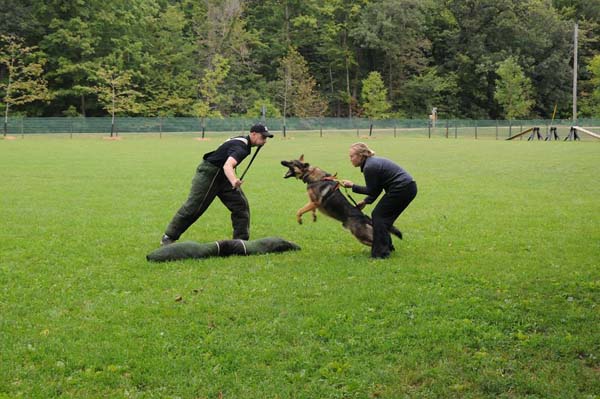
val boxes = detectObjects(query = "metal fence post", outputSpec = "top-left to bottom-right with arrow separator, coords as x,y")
519,123 -> 523,140
495,120 -> 498,140
319,118 -> 323,138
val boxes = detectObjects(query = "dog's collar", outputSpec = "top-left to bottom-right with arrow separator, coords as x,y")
301,172 -> 312,184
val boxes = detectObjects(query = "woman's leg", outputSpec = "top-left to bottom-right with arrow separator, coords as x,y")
370,182 -> 417,258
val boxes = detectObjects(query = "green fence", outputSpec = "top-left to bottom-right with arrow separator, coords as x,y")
3,117 -> 600,140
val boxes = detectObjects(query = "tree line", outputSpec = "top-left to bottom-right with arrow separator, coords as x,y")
1,0 -> 599,122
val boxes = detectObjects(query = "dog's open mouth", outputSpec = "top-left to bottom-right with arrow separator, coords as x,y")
281,161 -> 296,178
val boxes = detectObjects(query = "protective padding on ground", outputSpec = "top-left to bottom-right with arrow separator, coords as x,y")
147,236 -> 300,262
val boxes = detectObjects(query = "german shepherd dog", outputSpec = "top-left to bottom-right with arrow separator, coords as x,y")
281,155 -> 402,246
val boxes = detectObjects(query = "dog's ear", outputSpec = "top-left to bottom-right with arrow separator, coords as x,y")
299,154 -> 304,162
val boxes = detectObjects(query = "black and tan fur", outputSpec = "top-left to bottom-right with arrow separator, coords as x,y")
281,155 -> 402,246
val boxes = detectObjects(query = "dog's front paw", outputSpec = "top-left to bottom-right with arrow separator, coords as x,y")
296,216 -> 303,224
312,214 -> 317,222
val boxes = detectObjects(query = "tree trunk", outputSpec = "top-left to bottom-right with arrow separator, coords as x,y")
111,84 -> 116,137
80,94 -> 86,117
284,2 -> 290,47
4,64 -> 12,136
329,66 -> 336,117
388,59 -> 393,100
3,102 -> 8,136
352,48 -> 361,115
343,31 -> 351,118
283,69 -> 289,135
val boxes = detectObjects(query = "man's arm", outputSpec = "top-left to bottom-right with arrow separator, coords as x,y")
223,156 -> 242,188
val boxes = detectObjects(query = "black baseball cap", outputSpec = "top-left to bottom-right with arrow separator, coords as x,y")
250,123 -> 273,138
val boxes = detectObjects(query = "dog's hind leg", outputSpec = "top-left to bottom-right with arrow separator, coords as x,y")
345,219 -> 373,246
364,214 -> 402,240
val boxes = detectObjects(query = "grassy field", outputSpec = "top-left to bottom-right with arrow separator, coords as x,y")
1,133 -> 599,398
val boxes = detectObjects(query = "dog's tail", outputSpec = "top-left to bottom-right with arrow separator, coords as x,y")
388,225 -> 403,240
365,215 -> 403,240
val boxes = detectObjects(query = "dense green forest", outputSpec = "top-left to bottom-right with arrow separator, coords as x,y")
1,0 -> 599,120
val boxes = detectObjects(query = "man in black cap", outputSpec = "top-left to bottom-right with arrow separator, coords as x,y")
160,123 -> 273,246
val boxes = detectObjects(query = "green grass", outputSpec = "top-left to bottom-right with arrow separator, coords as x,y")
1,133 -> 599,398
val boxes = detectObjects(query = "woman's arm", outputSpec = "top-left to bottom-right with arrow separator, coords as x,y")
355,164 -> 382,204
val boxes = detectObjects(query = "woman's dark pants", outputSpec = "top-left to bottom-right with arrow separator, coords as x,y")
371,181 -> 417,258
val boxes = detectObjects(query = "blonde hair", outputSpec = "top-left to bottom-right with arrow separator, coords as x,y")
350,142 -> 375,158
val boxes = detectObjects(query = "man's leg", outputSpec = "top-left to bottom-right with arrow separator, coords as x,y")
218,186 -> 250,240
164,163 -> 221,241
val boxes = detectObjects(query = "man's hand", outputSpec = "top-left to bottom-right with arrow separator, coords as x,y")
341,180 -> 353,188
356,200 -> 366,210
232,179 -> 243,189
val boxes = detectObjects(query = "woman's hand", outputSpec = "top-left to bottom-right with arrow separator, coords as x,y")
356,200 -> 366,210
341,180 -> 353,188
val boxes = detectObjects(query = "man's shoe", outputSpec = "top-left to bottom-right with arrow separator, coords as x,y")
160,234 -> 176,246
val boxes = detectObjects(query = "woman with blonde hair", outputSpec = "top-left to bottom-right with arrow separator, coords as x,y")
342,142 -> 417,259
